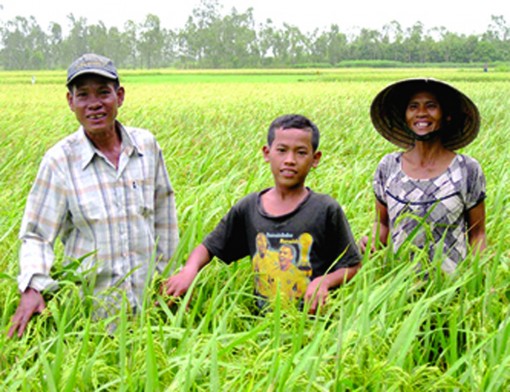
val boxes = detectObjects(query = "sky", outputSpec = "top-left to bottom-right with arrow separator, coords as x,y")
1,0 -> 509,36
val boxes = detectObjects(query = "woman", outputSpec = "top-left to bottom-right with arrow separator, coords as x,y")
361,78 -> 486,272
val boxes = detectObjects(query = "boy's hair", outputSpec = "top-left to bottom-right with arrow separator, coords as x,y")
267,114 -> 320,151
67,74 -> 120,93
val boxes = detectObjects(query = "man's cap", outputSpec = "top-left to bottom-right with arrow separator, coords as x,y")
66,53 -> 119,86
370,78 -> 480,150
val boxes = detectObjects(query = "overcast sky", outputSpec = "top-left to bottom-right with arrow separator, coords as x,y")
1,0 -> 509,36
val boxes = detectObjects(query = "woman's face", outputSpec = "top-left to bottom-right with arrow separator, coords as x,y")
405,91 -> 443,137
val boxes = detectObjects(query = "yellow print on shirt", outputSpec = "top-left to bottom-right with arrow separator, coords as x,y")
253,232 -> 314,302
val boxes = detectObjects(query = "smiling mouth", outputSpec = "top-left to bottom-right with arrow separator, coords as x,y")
88,114 -> 106,120
412,121 -> 434,131
281,169 -> 297,177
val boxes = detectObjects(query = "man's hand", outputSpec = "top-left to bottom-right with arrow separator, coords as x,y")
304,277 -> 329,315
7,288 -> 46,338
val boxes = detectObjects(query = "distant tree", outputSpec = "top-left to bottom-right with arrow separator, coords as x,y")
259,22 -> 308,66
486,15 -> 509,41
326,24 -> 348,65
0,16 -> 47,69
123,20 -> 139,68
161,28 -> 178,67
283,24 -> 308,65
62,14 -> 90,61
473,39 -> 497,63
402,21 -> 424,62
381,21 -> 405,61
178,0 -> 222,67
351,28 -> 381,60
483,15 -> 510,60
139,14 -> 165,68
48,22 -> 63,68
213,7 -> 258,68
1,4 -> 510,70
87,21 -> 109,57
257,19 -> 277,66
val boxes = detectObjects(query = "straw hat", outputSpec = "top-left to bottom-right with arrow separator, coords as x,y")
370,78 -> 480,150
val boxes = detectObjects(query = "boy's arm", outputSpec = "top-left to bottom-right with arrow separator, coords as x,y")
161,244 -> 212,298
304,263 -> 361,314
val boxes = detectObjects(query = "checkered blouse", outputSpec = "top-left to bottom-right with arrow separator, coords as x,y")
373,152 -> 485,272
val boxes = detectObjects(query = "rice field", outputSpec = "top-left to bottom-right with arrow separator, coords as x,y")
0,68 -> 509,391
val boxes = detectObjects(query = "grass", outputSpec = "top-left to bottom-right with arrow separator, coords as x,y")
0,68 -> 509,391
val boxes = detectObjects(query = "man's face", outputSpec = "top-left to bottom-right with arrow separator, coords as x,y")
67,75 -> 124,138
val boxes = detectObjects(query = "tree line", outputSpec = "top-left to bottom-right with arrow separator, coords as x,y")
1,0 -> 509,70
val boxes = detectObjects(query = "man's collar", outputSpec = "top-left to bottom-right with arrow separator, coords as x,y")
80,122 -> 143,170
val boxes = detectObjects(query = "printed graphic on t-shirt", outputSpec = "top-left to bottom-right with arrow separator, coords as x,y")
252,231 -> 313,305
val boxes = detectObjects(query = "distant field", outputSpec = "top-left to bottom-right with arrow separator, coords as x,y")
1,69 -> 508,390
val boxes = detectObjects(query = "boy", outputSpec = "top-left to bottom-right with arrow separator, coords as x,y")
163,114 -> 360,313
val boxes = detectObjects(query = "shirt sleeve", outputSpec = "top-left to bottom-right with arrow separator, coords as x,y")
153,142 -> 179,274
17,154 -> 68,292
327,202 -> 362,270
202,199 -> 251,264
373,155 -> 391,206
464,156 -> 486,210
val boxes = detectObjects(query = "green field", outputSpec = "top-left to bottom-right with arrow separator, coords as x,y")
1,68 -> 509,391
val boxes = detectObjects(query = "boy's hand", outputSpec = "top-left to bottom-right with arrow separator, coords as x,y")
359,235 -> 375,254
7,288 -> 46,338
304,277 -> 329,314
161,267 -> 197,301
159,244 -> 211,307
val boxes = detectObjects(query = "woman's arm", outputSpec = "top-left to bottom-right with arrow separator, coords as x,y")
360,199 -> 390,253
467,201 -> 486,253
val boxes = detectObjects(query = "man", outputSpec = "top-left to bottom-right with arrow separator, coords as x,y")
8,53 -> 179,338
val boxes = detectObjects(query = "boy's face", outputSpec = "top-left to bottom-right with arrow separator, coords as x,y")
67,75 -> 125,138
263,127 -> 321,190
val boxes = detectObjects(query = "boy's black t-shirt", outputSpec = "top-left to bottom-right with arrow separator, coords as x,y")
203,188 -> 361,303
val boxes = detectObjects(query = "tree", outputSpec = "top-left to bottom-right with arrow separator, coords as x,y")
88,21 -> 109,56
483,15 -> 510,60
0,16 -> 47,69
486,15 -> 509,41
351,28 -> 381,60
402,21 -> 424,62
213,7 -> 258,68
138,14 -> 165,68
381,21 -> 405,61
62,14 -> 90,61
122,20 -> 139,68
1,5 -> 510,70
178,0 -> 222,67
47,22 -> 63,68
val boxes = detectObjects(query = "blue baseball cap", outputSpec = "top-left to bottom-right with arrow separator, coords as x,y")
66,53 -> 119,86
